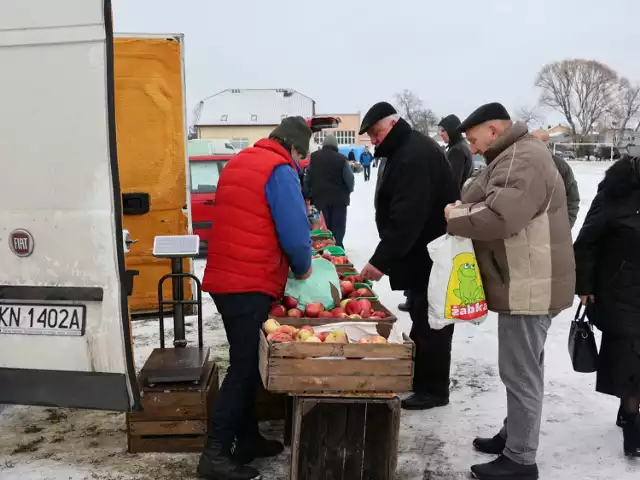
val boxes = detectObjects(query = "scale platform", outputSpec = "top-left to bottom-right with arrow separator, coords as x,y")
139,346 -> 210,385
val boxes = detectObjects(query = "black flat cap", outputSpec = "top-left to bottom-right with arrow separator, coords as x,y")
438,114 -> 461,137
359,101 -> 397,135
459,102 -> 511,133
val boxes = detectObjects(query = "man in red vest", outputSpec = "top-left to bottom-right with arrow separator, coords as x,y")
198,117 -> 313,480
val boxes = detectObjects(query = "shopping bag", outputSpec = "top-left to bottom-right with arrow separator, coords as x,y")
568,302 -> 599,373
427,234 -> 489,329
284,258 -> 341,311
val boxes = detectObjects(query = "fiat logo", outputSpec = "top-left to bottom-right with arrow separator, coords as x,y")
9,229 -> 34,257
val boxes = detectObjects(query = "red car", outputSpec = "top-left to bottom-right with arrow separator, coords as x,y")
190,116 -> 340,256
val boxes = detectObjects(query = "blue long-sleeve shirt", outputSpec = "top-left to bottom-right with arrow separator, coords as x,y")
360,151 -> 373,167
265,164 -> 312,276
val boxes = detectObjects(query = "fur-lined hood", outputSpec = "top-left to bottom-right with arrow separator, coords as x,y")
599,156 -> 640,198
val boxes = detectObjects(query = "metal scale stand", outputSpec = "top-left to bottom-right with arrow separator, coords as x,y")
139,235 -> 210,385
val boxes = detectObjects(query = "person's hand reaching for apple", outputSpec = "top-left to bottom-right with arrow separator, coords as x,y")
361,263 -> 384,282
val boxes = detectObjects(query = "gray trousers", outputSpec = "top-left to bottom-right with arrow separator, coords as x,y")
497,313 -> 552,465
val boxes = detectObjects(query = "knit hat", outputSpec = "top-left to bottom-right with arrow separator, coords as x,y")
323,135 -> 338,149
359,102 -> 397,135
270,116 -> 313,157
438,114 -> 462,138
459,103 -> 511,133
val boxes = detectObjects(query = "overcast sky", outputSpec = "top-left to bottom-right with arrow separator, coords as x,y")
112,0 -> 640,126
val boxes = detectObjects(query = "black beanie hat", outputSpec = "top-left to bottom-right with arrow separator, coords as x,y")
359,101 -> 397,135
270,116 -> 313,157
459,102 -> 511,133
438,114 -> 462,138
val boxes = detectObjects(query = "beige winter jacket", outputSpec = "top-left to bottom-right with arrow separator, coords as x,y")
447,122 -> 575,315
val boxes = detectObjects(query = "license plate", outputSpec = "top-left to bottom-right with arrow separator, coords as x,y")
0,303 -> 86,336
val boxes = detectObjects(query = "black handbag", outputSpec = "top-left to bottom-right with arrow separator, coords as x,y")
568,302 -> 599,373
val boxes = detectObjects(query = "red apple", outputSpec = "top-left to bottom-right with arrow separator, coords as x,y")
358,299 -> 372,314
271,333 -> 293,343
304,302 -> 324,318
300,325 -> 315,333
287,308 -> 303,318
340,281 -> 355,298
357,287 -> 373,298
318,311 -> 334,318
345,299 -> 362,316
372,311 -> 387,319
282,296 -> 298,310
361,309 -> 371,319
270,305 -> 287,317
331,307 -> 346,318
316,332 -> 329,342
336,313 -> 349,319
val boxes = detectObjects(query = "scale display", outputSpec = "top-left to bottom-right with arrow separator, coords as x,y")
152,235 -> 200,258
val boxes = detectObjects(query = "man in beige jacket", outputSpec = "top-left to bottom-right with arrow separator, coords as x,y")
445,103 -> 575,480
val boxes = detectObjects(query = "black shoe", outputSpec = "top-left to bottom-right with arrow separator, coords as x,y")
623,412 -> 640,457
473,434 -> 506,455
232,434 -> 284,464
401,393 -> 449,410
197,442 -> 261,480
398,302 -> 410,313
470,455 -> 538,480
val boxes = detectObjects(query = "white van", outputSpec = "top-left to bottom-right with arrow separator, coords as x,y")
0,0 -> 138,411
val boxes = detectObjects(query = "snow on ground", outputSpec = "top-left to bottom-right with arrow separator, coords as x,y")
2,161 -> 639,479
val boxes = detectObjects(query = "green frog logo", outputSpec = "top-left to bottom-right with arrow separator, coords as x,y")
453,263 -> 484,306
445,252 -> 487,320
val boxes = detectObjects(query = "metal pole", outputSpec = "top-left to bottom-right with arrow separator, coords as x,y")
611,143 -> 614,162
171,257 -> 187,347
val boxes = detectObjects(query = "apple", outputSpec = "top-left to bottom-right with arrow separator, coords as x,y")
297,329 -> 313,342
331,307 -> 345,317
348,314 -> 362,320
357,337 -> 371,344
348,291 -> 359,299
300,325 -> 315,333
282,296 -> 298,310
270,305 -> 287,317
361,309 -> 371,319
316,332 -> 329,342
372,311 -> 387,319
340,299 -> 350,310
263,318 -> 280,334
325,330 -> 347,344
345,299 -> 362,316
287,308 -> 303,318
340,281 -> 355,298
305,335 -> 322,343
322,250 -> 332,260
318,311 -> 334,318
277,325 -> 298,336
357,299 -> 372,313
370,335 -> 387,344
304,302 -> 324,318
271,333 -> 293,343
336,313 -> 349,318
357,288 -> 373,298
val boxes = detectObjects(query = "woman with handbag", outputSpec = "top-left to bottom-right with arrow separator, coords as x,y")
574,156 -> 640,457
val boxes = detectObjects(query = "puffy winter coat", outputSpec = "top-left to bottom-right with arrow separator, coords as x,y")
448,122 -> 575,315
574,156 -> 640,337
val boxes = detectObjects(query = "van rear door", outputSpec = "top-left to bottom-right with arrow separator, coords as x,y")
0,0 -> 139,411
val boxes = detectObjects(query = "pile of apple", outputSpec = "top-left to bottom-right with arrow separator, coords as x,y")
269,295 -> 388,320
263,319 -> 347,343
312,249 -> 350,265
312,238 -> 335,250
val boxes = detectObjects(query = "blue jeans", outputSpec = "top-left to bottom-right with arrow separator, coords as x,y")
322,205 -> 347,248
208,292 -> 272,450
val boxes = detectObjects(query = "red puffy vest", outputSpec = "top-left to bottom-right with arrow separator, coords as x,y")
202,139 -> 297,298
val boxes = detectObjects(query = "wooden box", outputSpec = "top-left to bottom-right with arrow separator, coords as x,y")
126,361 -> 219,453
259,319 -> 414,394
254,384 -> 287,421
290,395 -> 401,480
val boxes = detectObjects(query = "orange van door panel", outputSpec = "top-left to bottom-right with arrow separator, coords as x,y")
114,37 -> 192,314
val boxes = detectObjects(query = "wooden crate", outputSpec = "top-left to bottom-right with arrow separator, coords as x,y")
254,384 -> 287,421
290,395 -> 401,480
259,319 -> 413,394
127,361 -> 219,453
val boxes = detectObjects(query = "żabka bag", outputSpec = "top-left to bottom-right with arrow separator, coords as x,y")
427,234 -> 489,330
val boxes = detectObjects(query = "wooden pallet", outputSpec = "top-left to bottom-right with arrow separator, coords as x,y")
290,395 -> 401,480
259,319 -> 414,395
126,360 -> 219,453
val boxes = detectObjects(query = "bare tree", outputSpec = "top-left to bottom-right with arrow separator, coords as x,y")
535,59 -> 618,142
393,89 -> 438,136
515,106 -> 545,127
608,78 -> 640,145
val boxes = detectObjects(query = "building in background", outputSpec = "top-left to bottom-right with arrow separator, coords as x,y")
194,88 -> 315,149
313,113 -> 371,148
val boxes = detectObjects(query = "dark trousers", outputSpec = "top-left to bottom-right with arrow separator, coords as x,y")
321,205 -> 347,248
363,166 -> 371,181
408,287 -> 454,398
208,292 -> 272,450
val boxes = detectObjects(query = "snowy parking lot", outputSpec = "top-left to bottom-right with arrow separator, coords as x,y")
1,161 -> 639,479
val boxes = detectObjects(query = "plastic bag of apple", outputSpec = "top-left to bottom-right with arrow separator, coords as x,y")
262,319 -> 398,345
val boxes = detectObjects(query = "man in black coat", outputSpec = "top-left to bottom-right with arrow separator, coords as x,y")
305,135 -> 355,247
360,102 -> 460,410
439,114 -> 473,190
